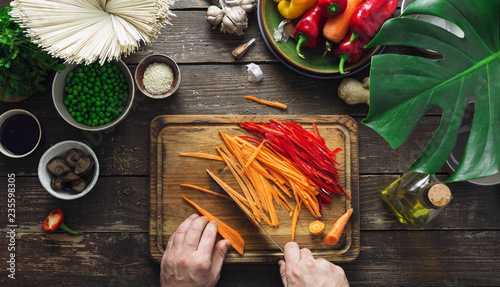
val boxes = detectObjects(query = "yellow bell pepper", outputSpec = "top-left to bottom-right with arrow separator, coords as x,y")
274,0 -> 317,19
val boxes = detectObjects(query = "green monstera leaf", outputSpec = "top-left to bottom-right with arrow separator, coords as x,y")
363,0 -> 500,182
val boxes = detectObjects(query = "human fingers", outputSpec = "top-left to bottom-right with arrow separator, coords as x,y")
299,247 -> 313,260
278,260 -> 287,287
197,220 -> 218,255
283,242 -> 301,263
171,214 -> 199,252
211,239 -> 231,274
183,216 -> 209,251
164,230 -> 175,256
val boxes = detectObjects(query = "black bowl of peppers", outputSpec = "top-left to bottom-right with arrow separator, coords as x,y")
258,0 -> 396,79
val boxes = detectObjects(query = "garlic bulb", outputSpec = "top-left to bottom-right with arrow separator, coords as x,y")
220,6 -> 248,36
226,0 -> 256,13
206,5 -> 224,26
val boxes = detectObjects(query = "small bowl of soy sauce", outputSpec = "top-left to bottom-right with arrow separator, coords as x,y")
0,109 -> 42,158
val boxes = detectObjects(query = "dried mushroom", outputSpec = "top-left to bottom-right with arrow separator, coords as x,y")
50,176 -> 66,190
65,148 -> 85,167
74,155 -> 95,175
71,178 -> 87,193
46,149 -> 96,193
61,171 -> 80,182
46,157 -> 71,176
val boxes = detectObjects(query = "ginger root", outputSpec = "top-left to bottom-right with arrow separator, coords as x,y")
338,77 -> 370,106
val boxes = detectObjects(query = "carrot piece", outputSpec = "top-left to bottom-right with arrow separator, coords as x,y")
183,196 -> 245,255
308,220 -> 325,235
180,184 -> 231,200
244,96 -> 287,109
324,208 -> 353,245
245,140 -> 265,168
291,199 -> 302,242
323,0 -> 365,43
179,152 -> 224,161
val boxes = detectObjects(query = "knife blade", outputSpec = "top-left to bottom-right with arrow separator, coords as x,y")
207,170 -> 284,253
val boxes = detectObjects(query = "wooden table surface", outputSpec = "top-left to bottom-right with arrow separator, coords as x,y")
1,0 -> 499,286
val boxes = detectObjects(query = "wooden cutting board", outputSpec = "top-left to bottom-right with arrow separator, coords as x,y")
149,115 -> 359,263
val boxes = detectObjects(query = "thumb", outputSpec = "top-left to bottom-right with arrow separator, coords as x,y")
278,260 -> 287,287
212,239 -> 231,272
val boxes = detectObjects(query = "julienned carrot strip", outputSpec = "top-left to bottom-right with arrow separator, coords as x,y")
245,141 -> 265,168
244,96 -> 287,110
216,148 -> 263,221
291,199 -> 302,242
218,146 -> 263,211
323,0 -> 365,43
183,196 -> 245,255
272,184 -> 292,211
207,165 -> 273,227
205,169 -> 251,211
180,184 -> 231,200
179,152 -> 224,161
324,208 -> 353,245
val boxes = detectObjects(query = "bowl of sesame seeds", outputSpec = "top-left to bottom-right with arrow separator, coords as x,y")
135,54 -> 181,99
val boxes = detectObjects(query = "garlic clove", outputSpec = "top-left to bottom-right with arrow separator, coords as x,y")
240,0 -> 257,13
206,5 -> 224,26
246,63 -> 263,83
232,38 -> 255,59
221,6 -> 248,36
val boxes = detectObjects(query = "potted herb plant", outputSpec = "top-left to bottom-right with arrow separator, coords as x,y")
0,6 -> 65,102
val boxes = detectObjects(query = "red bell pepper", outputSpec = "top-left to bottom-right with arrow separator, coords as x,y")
318,0 -> 347,18
334,30 -> 370,74
350,0 -> 398,39
240,120 -> 348,203
292,2 -> 328,59
43,208 -> 80,235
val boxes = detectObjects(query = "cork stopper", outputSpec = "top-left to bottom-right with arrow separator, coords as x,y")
427,184 -> 452,207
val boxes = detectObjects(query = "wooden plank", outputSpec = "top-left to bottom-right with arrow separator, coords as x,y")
360,175 -> 500,230
1,174 -> 498,233
149,115 -> 360,263
2,230 -> 499,286
0,63 -> 372,119
0,115 -> 457,176
0,176 -> 149,232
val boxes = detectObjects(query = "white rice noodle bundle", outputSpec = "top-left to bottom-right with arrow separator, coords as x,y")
9,0 -> 176,65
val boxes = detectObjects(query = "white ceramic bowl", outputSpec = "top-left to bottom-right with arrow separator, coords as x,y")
38,140 -> 99,200
52,59 -> 135,131
0,109 -> 42,158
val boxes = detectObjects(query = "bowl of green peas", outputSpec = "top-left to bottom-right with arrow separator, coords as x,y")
52,59 -> 135,131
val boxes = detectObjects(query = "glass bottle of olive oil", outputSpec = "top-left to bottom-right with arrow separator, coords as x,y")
380,172 -> 452,224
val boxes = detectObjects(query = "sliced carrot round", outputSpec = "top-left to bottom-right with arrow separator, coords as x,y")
308,220 -> 325,235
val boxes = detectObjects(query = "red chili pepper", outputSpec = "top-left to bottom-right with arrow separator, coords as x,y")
292,2 -> 328,59
334,30 -> 370,75
318,0 -> 347,18
43,208 -> 80,235
350,0 -> 398,39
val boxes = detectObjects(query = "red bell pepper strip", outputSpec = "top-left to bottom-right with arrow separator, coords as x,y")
239,120 -> 348,200
350,0 -> 398,40
43,208 -> 80,235
292,2 -> 328,59
318,0 -> 347,18
334,30 -> 370,75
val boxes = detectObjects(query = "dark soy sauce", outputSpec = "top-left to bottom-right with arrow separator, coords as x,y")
0,114 -> 40,155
